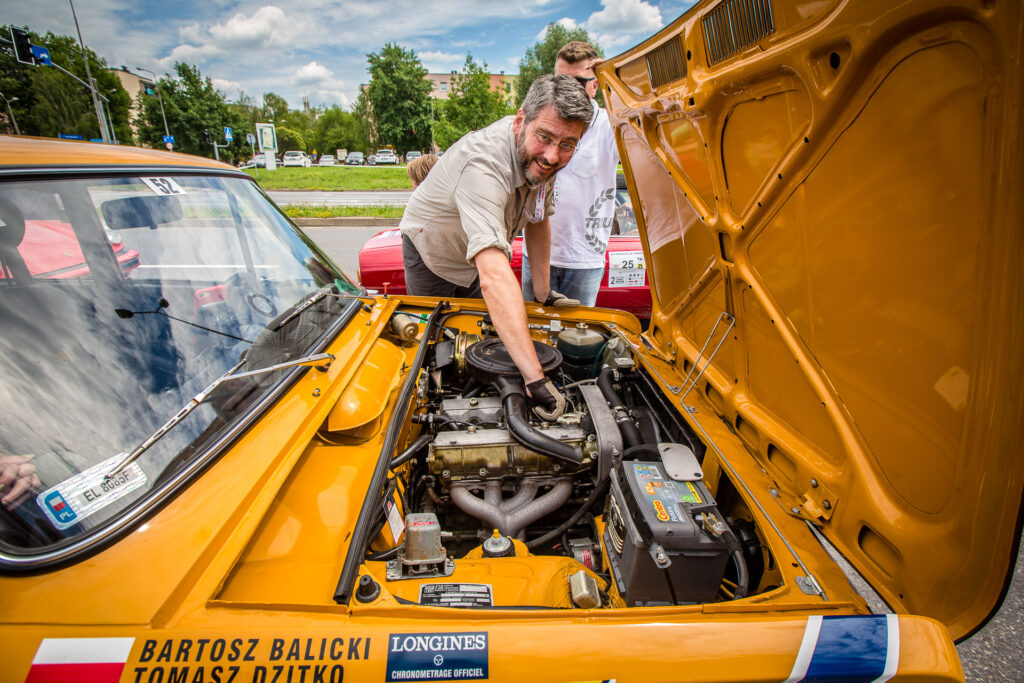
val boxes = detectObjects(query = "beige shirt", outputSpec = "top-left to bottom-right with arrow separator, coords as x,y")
399,116 -> 556,287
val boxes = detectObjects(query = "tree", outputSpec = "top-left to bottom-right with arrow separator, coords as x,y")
136,63 -> 247,162
311,106 -> 369,156
514,23 -> 603,109
275,126 -> 305,154
0,26 -> 133,142
432,54 -> 513,150
365,44 -> 432,153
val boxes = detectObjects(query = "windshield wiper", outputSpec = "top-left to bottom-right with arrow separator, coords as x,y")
106,351 -> 335,477
273,285 -> 335,331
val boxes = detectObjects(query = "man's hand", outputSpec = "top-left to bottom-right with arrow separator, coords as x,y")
525,378 -> 567,420
536,290 -> 580,308
1,455 -> 41,509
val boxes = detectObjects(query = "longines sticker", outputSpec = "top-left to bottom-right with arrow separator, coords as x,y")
386,632 -> 488,681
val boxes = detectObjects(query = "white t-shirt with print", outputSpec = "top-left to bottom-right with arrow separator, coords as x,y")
545,100 -> 620,269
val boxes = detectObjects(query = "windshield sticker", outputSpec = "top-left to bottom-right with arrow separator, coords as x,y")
387,632 -> 488,682
418,584 -> 493,608
141,177 -> 187,196
608,250 -> 646,288
36,454 -> 148,530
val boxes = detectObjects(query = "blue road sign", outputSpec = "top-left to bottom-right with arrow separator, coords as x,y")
162,135 -> 175,144
31,45 -> 51,66
224,127 -> 233,142
59,134 -> 84,140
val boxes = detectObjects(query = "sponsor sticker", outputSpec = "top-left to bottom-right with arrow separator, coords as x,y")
387,632 -> 488,682
608,250 -> 646,287
418,584 -> 493,608
36,455 -> 147,530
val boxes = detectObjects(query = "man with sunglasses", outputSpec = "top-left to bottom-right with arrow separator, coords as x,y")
399,74 -> 592,418
521,41 -> 621,309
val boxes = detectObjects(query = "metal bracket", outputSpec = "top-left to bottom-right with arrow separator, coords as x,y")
679,312 -> 735,409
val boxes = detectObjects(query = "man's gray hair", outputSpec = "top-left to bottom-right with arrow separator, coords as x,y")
520,74 -> 592,133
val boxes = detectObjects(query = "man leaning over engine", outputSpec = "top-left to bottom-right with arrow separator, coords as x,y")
399,74 -> 592,419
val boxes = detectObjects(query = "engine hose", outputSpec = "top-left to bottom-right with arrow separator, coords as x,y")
390,434 -> 431,469
526,476 -> 610,550
723,530 -> 750,599
496,378 -> 583,464
622,443 -> 661,460
597,367 -> 642,449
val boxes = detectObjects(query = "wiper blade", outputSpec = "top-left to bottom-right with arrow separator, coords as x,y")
106,351 -> 335,477
273,285 -> 335,331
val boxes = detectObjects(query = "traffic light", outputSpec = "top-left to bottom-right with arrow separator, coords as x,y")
203,130 -> 212,145
10,27 -> 36,65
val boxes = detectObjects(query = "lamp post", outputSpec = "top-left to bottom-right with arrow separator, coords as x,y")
0,94 -> 20,135
69,0 -> 110,143
136,66 -> 169,138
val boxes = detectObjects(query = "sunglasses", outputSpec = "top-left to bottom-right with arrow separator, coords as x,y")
573,76 -> 596,88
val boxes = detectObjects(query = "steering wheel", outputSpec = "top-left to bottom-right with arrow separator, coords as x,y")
223,272 -> 279,324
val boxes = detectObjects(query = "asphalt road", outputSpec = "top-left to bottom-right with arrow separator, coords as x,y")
303,219 -> 1023,682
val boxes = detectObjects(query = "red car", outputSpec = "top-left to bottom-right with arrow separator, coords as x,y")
358,174 -> 651,320
1,218 -> 140,280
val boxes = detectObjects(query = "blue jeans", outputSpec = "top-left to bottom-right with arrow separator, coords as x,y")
521,253 -> 603,307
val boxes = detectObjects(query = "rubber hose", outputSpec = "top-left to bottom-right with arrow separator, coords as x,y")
597,367 -> 642,448
390,434 -> 432,469
504,391 -> 583,464
622,443 -> 661,460
723,530 -> 750,599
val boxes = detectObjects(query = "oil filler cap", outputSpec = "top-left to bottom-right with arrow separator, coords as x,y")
482,529 -> 515,558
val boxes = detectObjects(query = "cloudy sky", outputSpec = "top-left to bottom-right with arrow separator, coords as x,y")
8,0 -> 696,109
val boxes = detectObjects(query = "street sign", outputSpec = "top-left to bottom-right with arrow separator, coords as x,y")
246,133 -> 256,145
166,143 -> 174,151
224,127 -> 233,142
162,135 -> 175,144
59,134 -> 84,140
30,45 -> 51,66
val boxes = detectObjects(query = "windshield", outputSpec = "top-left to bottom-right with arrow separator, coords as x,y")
0,172 -> 360,557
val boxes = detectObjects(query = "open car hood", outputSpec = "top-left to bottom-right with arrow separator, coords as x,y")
598,0 -> 1024,638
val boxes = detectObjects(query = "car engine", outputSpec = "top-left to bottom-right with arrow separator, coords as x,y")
368,314 -> 767,608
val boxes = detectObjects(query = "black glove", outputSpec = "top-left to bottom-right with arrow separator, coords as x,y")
525,378 -> 567,421
536,290 -> 580,308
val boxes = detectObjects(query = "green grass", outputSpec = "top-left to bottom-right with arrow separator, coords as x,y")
244,166 -> 412,191
281,204 -> 405,219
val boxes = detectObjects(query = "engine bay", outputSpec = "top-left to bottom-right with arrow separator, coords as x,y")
357,310 -> 777,609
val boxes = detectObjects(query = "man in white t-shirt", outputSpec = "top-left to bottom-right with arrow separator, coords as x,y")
522,41 -> 621,307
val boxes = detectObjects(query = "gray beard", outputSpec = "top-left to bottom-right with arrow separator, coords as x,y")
516,128 -> 546,187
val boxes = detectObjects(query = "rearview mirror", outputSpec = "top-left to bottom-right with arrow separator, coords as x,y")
101,195 -> 183,230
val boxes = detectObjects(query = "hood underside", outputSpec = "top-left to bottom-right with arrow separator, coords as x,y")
598,0 -> 1024,638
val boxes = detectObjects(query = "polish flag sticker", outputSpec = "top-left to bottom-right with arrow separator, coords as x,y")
26,637 -> 135,683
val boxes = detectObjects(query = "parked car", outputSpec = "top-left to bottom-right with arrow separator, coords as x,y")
374,149 -> 398,165
366,154 -> 377,166
281,150 -> 312,167
344,151 -> 365,165
1,0 -> 1018,675
238,153 -> 268,169
358,174 -> 651,320
405,151 -> 422,163
318,154 -> 337,166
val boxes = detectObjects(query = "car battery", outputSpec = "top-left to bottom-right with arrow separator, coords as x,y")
604,460 -> 730,605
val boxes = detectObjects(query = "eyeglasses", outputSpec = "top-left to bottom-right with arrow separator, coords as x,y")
534,131 -> 578,154
573,76 -> 596,88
